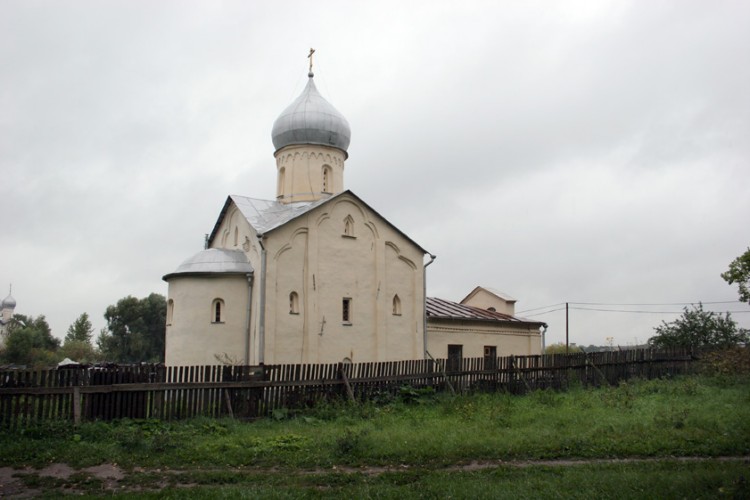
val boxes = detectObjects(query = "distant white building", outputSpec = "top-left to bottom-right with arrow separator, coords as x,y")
0,286 -> 17,346
163,64 -> 544,367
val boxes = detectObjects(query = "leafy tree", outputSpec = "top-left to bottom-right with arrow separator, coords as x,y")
1,314 -> 61,367
721,247 -> 750,305
97,293 -> 166,363
59,312 -> 100,364
64,312 -> 94,343
59,340 -> 100,364
648,303 -> 748,349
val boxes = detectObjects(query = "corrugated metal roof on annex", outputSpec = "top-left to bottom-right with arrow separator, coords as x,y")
426,297 -> 544,325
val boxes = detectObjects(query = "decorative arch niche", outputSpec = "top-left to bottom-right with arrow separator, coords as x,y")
277,167 -> 286,198
343,215 -> 355,237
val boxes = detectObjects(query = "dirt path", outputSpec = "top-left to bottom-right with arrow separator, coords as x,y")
1,456 -> 748,497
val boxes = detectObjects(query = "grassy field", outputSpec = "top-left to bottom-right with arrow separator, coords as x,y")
1,374 -> 749,497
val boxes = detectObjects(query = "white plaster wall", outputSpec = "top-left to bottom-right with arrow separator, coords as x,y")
274,145 -> 345,203
263,194 -> 424,364
462,289 -> 516,315
426,319 -> 542,359
209,204 -> 263,364
165,275 -> 250,366
166,194 -> 425,366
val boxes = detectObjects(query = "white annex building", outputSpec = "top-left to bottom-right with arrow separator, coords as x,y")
164,64 -> 545,367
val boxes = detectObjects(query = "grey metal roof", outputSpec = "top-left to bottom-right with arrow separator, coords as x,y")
230,195 -> 331,234
207,191 -> 430,256
271,74 -> 351,155
163,248 -> 253,281
427,297 -> 545,326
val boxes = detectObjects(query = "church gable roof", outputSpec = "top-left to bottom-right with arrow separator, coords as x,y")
208,190 -> 429,255
460,286 -> 517,305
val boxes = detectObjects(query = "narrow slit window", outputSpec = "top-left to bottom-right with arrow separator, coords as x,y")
342,298 -> 352,324
289,291 -> 299,314
167,299 -> 174,325
277,167 -> 285,198
322,165 -> 332,193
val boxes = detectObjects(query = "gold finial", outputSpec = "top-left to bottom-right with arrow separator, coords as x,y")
307,48 -> 316,76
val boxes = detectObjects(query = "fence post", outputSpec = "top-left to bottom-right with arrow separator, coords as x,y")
586,354 -> 611,387
339,363 -> 356,403
426,351 -> 454,395
510,356 -> 532,392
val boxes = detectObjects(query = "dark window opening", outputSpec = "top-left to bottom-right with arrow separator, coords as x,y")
484,345 -> 497,370
212,299 -> 224,323
342,298 -> 352,323
447,344 -> 462,373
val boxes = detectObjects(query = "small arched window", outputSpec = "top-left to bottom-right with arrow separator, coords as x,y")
487,307 -> 496,312
289,291 -> 299,314
233,227 -> 239,246
322,165 -> 332,193
167,299 -> 174,325
343,215 -> 354,237
211,298 -> 225,323
392,294 -> 402,316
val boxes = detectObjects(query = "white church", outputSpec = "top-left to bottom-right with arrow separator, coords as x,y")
0,288 -> 17,346
163,62 -> 545,367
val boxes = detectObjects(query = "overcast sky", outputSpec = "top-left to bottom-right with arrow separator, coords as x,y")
1,0 -> 748,349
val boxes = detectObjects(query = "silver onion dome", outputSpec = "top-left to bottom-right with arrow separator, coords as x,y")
271,73 -> 351,155
1,293 -> 16,309
162,248 -> 253,281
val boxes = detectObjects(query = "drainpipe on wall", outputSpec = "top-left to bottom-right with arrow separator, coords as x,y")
244,273 -> 254,365
423,253 -> 437,359
541,323 -> 548,353
256,234 -> 267,364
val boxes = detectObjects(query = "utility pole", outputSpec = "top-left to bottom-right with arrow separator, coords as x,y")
565,302 -> 569,354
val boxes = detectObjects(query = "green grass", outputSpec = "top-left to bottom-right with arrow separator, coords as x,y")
2,375 -> 749,470
1,375 -> 749,497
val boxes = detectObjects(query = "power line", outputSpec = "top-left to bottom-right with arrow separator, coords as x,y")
570,306 -> 750,314
521,307 -> 567,318
516,303 -> 565,314
569,300 -> 741,306
518,300 -> 744,314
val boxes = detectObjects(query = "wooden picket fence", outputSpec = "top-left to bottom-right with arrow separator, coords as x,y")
0,347 -> 699,429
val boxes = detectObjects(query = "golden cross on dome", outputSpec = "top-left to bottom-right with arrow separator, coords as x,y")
307,48 -> 315,73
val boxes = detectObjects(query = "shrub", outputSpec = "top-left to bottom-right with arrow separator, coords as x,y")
698,347 -> 750,375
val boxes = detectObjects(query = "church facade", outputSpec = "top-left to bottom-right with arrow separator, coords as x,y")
164,67 -> 544,367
